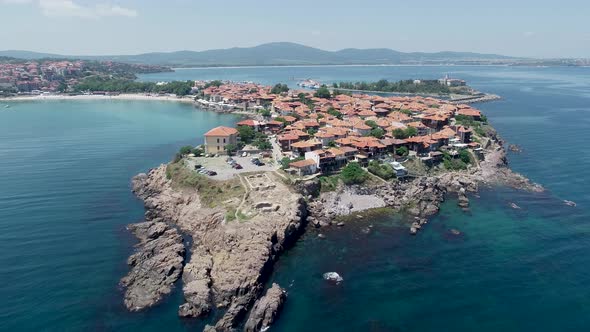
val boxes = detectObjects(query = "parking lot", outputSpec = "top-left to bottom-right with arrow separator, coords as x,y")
185,155 -> 278,180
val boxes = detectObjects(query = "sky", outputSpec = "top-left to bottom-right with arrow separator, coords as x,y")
0,0 -> 588,58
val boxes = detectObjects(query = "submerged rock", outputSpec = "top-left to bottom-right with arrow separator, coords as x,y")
323,272 -> 343,283
244,283 -> 287,332
564,200 -> 577,207
510,202 -> 521,209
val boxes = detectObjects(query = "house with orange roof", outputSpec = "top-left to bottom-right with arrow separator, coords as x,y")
204,126 -> 239,154
288,159 -> 318,176
456,108 -> 482,120
406,121 -> 430,136
291,140 -> 323,156
236,119 -> 260,131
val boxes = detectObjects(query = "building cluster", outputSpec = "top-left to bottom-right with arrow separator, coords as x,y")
0,60 -> 85,93
201,81 -> 484,176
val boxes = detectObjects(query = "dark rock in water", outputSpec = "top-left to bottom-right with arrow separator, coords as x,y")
450,229 -> 461,235
337,222 -> 345,227
508,144 -> 522,153
509,202 -> 521,209
410,227 -> 418,235
120,221 -> 185,311
244,283 -> 287,332
318,233 -> 326,239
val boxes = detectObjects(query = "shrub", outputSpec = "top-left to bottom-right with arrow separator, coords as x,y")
396,146 -> 409,156
340,162 -> 368,185
367,160 -> 395,180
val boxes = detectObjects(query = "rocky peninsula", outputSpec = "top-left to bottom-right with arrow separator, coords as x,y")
119,80 -> 545,331
120,125 -> 542,331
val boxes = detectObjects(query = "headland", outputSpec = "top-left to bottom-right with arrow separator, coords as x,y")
119,79 -> 544,331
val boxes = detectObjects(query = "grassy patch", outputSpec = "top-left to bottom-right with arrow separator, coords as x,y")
319,175 -> 340,192
166,162 -> 244,208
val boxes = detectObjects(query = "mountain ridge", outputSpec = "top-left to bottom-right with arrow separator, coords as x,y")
0,42 -> 521,67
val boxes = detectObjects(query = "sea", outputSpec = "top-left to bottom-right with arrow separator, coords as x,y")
0,65 -> 589,331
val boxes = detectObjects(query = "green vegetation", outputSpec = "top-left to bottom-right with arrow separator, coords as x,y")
370,127 -> 385,138
455,114 -> 488,137
165,162 -> 244,208
74,77 -> 194,96
237,125 -> 256,144
396,146 -> 409,156
225,143 -> 238,156
314,85 -> 331,99
367,160 -> 395,180
340,162 -> 368,185
334,79 -> 452,94
318,175 -> 340,192
327,107 -> 343,119
392,127 -> 417,139
259,109 -> 271,117
442,150 -> 471,171
204,80 -> 223,88
270,83 -> 289,94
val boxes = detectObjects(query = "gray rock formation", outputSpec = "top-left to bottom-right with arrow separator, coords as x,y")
244,283 -> 287,332
126,165 -> 307,330
120,221 -> 185,311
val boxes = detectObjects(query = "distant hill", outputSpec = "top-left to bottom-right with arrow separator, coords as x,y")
0,42 -> 520,67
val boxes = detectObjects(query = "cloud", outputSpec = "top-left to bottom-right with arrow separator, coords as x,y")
3,0 -> 138,18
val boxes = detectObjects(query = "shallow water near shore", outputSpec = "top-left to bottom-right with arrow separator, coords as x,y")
0,65 -> 589,331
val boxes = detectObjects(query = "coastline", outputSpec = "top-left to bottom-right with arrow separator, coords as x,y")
0,93 -> 196,104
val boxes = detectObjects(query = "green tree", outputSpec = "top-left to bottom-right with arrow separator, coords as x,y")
270,83 -> 289,94
392,128 -> 408,139
340,162 -> 368,185
225,143 -> 238,156
314,85 -> 331,99
327,107 -> 343,119
259,109 -> 271,117
237,125 -> 255,144
179,145 -> 193,156
459,149 -> 471,164
396,146 -> 409,156
365,120 -> 378,129
370,127 -> 385,139
406,126 -> 417,137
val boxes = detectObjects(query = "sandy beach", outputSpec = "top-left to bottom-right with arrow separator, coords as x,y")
0,94 -> 196,104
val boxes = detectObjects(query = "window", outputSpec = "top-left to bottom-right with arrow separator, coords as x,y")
223,138 -> 226,143
217,138 -> 220,143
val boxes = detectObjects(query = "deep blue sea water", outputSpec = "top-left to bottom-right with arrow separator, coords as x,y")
1,66 -> 589,331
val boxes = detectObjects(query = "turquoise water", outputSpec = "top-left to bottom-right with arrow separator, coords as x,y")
0,66 -> 588,331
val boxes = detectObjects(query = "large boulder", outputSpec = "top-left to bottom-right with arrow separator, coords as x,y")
244,283 -> 287,332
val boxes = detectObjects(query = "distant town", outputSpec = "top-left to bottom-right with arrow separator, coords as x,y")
0,58 -> 171,95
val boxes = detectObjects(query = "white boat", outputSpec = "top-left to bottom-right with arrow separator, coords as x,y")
297,79 -> 321,89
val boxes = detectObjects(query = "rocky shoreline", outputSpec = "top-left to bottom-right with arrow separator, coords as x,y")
122,167 -> 306,331
121,125 -> 543,331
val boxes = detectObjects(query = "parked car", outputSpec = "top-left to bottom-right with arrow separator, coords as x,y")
256,161 -> 265,166
194,164 -> 202,170
226,157 -> 234,163
207,171 -> 217,176
233,163 -> 243,169
242,152 -> 248,157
